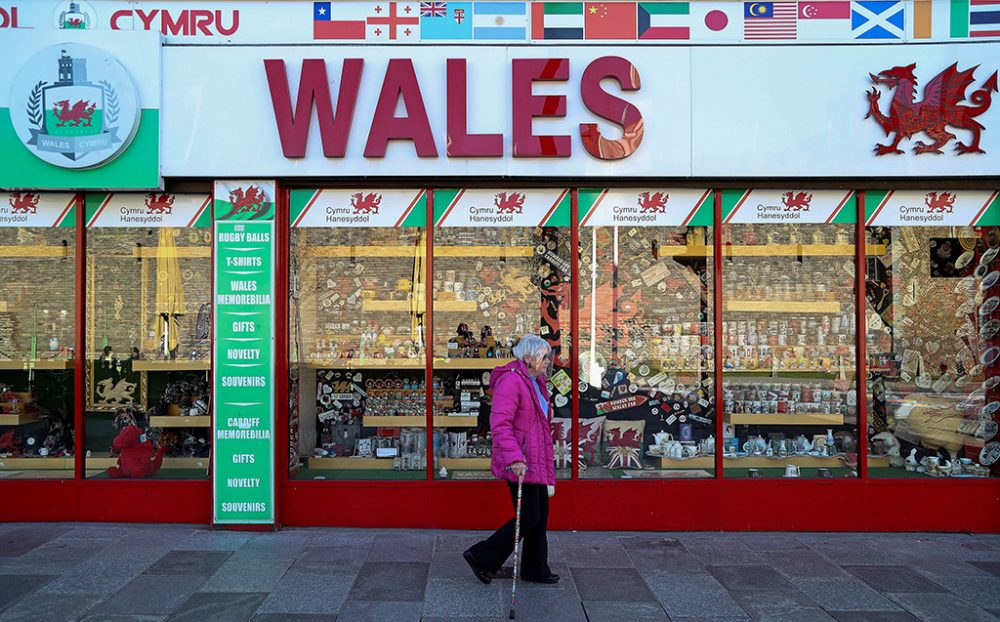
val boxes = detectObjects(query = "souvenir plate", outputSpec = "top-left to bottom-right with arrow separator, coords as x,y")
980,319 -> 1000,341
979,401 -> 1000,418
982,271 -> 1000,290
984,376 -> 1000,391
982,247 -> 999,266
980,345 -> 999,367
980,297 -> 1000,316
980,441 -> 1000,466
956,250 -> 976,270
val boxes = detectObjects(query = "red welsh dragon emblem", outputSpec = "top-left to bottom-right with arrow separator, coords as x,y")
53,99 -> 96,127
8,192 -> 39,214
144,193 -> 175,215
637,191 -> 669,213
866,63 -> 998,155
229,186 -> 266,214
350,192 -> 381,214
781,192 -> 813,211
494,192 -> 525,214
924,191 -> 956,213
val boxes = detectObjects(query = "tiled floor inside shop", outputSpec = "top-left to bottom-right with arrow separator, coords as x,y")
1,524 -> 999,621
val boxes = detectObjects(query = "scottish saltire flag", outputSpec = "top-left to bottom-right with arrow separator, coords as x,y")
420,1 -> 473,39
474,2 -> 528,40
638,2 -> 689,39
531,2 -> 585,39
852,0 -> 904,38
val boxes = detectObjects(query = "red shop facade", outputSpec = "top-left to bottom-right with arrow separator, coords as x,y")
1,24 -> 999,533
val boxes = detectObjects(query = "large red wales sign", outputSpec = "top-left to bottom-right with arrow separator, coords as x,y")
264,56 -> 643,161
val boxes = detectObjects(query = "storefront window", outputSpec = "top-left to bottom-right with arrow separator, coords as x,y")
432,189 -> 572,480
84,193 -> 213,479
721,190 -> 859,479
864,190 -> 1000,478
0,193 -> 77,479
578,189 -> 715,479
289,190 -> 428,480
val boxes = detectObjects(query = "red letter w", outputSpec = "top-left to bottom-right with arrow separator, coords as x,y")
264,58 -> 363,158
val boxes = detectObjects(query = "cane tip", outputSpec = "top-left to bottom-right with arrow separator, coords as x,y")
509,610 -> 516,619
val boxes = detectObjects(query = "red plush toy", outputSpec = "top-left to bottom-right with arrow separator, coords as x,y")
107,408 -> 166,478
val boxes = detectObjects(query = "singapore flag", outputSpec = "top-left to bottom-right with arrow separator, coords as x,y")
797,1 -> 852,39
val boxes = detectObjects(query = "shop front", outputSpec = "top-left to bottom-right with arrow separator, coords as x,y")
1,1 -> 999,532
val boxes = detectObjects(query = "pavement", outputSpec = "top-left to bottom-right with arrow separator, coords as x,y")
1,524 -> 999,622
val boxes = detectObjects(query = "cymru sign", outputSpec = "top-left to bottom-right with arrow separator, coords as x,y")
0,31 -> 159,190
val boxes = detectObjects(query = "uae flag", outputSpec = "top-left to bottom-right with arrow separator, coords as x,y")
531,2 -> 585,39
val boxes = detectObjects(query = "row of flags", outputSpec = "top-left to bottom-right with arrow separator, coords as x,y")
312,1 -> 1000,42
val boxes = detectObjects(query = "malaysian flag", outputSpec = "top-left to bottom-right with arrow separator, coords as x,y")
420,1 -> 447,17
744,2 -> 798,39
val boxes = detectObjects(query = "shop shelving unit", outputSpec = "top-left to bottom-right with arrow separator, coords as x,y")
131,360 -> 211,372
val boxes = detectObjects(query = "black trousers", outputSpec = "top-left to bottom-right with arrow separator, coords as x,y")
469,481 -> 551,579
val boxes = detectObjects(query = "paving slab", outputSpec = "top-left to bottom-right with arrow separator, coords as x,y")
558,534 -> 632,567
422,577 -> 504,618
793,578 -> 904,613
886,592 -> 1000,622
0,593 -> 104,622
144,550 -> 231,576
570,566 -> 656,602
366,533 -> 435,563
255,570 -> 355,615
708,564 -> 796,592
346,561 -> 428,602
88,574 -> 207,616
0,574 -> 57,610
165,592 -> 266,622
643,571 -> 748,618
842,566 -> 947,594
199,558 -> 293,593
731,590 -> 835,622
583,601 -> 669,622
336,601 -> 422,622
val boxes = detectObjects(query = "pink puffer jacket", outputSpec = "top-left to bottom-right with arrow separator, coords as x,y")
489,358 -> 555,486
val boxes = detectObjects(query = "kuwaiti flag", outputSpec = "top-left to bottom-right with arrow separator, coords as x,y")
796,1 -> 852,39
638,2 -> 690,39
851,0 -> 905,39
420,2 -> 473,40
532,2 -> 585,39
474,2 -> 529,40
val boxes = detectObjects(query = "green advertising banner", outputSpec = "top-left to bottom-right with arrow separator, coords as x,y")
212,180 -> 275,525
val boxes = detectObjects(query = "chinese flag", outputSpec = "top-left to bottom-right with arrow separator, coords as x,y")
585,2 -> 638,39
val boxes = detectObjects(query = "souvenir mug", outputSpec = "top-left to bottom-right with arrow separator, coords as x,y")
784,464 -> 801,477
747,468 -> 762,478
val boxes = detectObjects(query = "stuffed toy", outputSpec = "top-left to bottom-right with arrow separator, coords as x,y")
107,407 -> 166,478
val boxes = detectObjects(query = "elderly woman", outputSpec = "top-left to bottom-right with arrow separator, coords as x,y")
464,334 -> 558,585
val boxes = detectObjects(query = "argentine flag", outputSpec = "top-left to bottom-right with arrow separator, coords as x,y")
474,2 -> 528,40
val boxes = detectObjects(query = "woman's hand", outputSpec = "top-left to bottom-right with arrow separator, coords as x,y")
509,461 -> 527,479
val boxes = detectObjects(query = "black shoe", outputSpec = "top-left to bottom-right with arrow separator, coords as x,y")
522,573 -> 560,584
463,549 -> 493,584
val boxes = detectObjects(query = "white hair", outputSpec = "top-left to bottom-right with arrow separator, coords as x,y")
513,334 -> 551,361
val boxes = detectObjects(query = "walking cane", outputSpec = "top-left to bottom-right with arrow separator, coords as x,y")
509,471 -> 524,619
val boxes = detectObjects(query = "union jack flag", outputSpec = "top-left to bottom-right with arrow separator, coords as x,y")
420,1 -> 447,17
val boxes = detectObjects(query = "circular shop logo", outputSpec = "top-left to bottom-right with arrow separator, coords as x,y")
8,43 -> 140,170
53,1 -> 97,30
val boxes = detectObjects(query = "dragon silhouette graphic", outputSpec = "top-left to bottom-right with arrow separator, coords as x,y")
865,62 -> 998,155
8,192 -> 39,214
924,191 -> 956,213
350,192 -> 381,214
637,192 -> 669,213
781,192 -> 813,211
53,99 -> 96,127
494,192 -> 525,214
144,193 -> 175,215
229,186 -> 267,214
